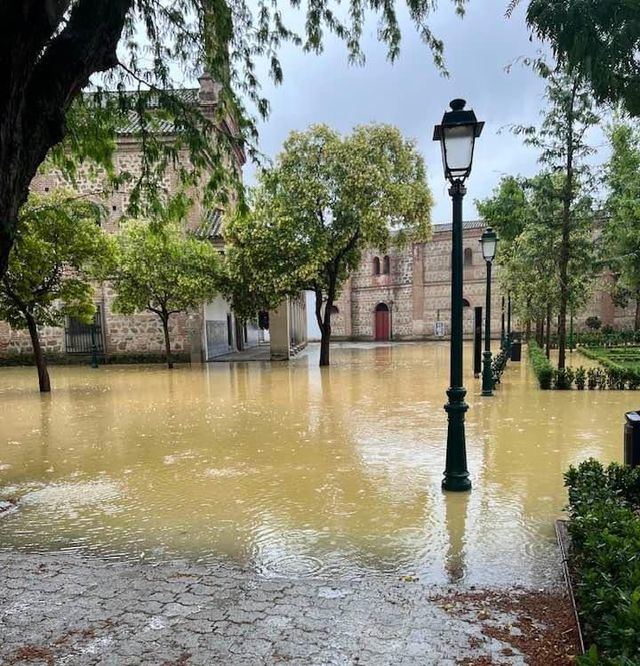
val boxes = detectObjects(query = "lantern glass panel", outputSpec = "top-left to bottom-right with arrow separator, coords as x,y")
481,235 -> 497,262
442,125 -> 475,178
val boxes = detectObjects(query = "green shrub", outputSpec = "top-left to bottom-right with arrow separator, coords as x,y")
554,367 -> 573,389
565,459 -> 640,663
579,347 -> 640,389
0,352 -> 191,367
575,366 -> 586,390
528,340 -> 554,389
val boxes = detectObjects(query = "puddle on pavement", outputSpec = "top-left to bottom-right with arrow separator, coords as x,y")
0,342 -> 635,586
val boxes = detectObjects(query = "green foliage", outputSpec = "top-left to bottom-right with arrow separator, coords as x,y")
481,68 -> 599,369
223,123 -> 432,365
585,316 -> 601,330
564,459 -> 640,662
112,220 -> 221,319
0,351 -> 190,367
553,366 -> 574,389
0,191 -> 115,330
574,365 -> 586,389
525,0 -> 640,116
578,347 -> 640,387
528,340 -> 554,389
602,122 -> 640,329
30,0 -> 469,212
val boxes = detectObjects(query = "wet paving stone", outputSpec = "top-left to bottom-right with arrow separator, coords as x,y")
0,551 -> 579,665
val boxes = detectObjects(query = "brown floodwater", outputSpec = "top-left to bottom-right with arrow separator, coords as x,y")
0,342 -> 636,586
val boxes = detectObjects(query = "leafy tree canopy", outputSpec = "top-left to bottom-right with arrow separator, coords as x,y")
223,123 -> 432,365
111,220 -> 221,366
523,0 -> 640,116
0,191 -> 115,330
0,189 -> 116,391
603,122 -> 640,329
0,0 -> 466,279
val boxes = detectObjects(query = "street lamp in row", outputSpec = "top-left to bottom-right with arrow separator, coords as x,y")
480,227 -> 498,396
433,99 -> 484,493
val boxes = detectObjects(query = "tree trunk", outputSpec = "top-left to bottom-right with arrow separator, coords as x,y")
25,312 -> 50,392
316,278 -> 337,368
536,318 -> 544,347
557,79 -> 578,371
161,315 -> 173,369
635,299 -> 640,332
545,303 -> 552,359
317,289 -> 333,368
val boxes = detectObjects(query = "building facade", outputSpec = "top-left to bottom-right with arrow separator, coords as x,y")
329,220 -> 635,341
0,75 -> 271,363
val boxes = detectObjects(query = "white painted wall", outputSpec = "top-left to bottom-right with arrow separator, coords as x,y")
305,291 -> 322,341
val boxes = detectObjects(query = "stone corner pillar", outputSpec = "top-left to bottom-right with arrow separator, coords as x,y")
270,299 -> 290,361
188,311 -> 204,364
412,242 -> 425,337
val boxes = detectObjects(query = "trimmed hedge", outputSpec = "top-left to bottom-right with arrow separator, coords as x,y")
0,352 -> 191,367
528,340 -> 554,389
565,459 -> 640,664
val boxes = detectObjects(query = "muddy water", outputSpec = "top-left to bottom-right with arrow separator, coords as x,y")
0,343 -> 636,586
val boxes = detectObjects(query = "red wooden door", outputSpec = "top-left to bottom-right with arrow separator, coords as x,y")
375,308 -> 390,341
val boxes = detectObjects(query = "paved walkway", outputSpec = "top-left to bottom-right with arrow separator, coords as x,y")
0,552 -> 579,665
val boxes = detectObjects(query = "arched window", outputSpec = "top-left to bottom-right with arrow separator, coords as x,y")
382,255 -> 390,274
329,305 -> 340,315
375,302 -> 389,312
464,248 -> 473,266
373,257 -> 381,275
462,298 -> 471,307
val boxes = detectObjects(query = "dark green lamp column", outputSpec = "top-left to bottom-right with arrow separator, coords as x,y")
433,99 -> 484,492
480,227 -> 498,396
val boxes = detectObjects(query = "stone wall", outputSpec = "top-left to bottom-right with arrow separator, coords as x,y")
332,222 -> 637,342
0,78 -> 241,362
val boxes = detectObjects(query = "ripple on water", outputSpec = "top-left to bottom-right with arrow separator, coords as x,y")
259,554 -> 324,578
20,480 -> 123,510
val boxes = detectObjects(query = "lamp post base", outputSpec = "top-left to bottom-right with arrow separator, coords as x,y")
442,387 -> 471,492
442,474 -> 472,492
481,350 -> 493,396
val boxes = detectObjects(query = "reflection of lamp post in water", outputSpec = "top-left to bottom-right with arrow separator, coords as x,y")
433,98 -> 484,493
444,492 -> 469,583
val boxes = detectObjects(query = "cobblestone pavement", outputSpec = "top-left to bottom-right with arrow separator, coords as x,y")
0,552 -> 571,665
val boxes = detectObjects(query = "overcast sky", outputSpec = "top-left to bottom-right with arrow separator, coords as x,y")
242,0 -> 607,223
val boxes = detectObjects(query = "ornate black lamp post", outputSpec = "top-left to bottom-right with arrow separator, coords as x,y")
480,227 -> 498,396
433,99 -> 484,492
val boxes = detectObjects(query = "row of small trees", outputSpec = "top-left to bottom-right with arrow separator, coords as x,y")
0,120 -> 431,393
0,192 -> 221,392
477,64 -> 640,370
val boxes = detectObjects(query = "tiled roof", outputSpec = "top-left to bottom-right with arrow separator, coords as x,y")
86,88 -> 201,135
194,209 -> 224,239
433,219 -> 485,233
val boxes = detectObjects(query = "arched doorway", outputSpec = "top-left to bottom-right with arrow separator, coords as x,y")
374,303 -> 390,341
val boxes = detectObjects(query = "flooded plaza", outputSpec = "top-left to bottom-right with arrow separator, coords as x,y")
0,342 -> 635,587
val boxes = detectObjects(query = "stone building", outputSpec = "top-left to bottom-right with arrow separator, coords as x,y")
0,76 -> 304,363
329,220 -> 635,341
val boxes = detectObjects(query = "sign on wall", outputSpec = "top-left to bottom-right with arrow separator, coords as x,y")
434,321 -> 445,337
